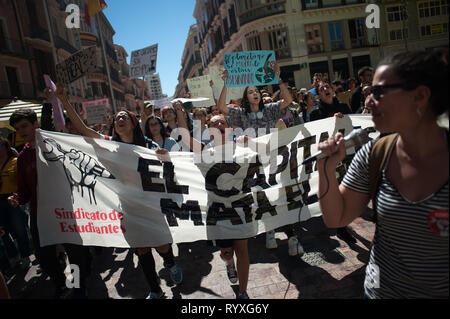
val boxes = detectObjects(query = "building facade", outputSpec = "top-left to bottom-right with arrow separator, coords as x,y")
187,0 -> 448,91
1,0 -> 86,110
1,0 -> 149,116
174,24 -> 203,98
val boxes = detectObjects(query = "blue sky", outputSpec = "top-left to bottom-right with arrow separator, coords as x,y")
103,0 -> 197,97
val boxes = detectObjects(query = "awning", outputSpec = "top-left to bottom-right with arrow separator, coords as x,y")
0,99 -> 42,129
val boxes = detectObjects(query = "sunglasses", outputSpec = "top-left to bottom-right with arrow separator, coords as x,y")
115,114 -> 130,121
370,83 -> 410,101
210,120 -> 227,126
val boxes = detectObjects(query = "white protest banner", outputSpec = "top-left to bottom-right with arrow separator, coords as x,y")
36,115 -> 378,248
209,65 -> 245,103
186,75 -> 215,108
56,46 -> 97,85
82,98 -> 111,125
152,97 -> 172,109
130,44 -> 158,79
171,97 -> 210,104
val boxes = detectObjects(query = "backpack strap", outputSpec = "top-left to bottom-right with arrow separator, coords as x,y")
368,133 -> 398,212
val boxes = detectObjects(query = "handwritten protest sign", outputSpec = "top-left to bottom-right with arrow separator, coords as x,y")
209,65 -> 245,103
152,97 -> 172,109
82,98 -> 111,125
223,50 -> 278,88
186,75 -> 215,108
130,44 -> 158,79
55,46 -> 97,85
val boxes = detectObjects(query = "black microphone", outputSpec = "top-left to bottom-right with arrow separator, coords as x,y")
301,128 -> 370,164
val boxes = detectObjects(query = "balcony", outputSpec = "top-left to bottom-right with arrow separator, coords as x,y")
97,39 -> 119,64
0,37 -> 28,58
54,35 -> 78,54
0,81 -> 35,100
238,1 -> 286,27
274,48 -> 291,60
110,68 -> 122,85
30,27 -> 51,42
351,37 -> 370,49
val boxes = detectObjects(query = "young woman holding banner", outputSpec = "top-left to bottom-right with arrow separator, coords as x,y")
174,99 -> 252,299
55,84 -> 183,299
217,63 -> 304,256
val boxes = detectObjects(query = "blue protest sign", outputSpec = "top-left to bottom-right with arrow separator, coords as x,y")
223,50 -> 278,88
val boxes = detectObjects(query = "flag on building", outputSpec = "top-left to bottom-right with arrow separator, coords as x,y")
85,0 -> 107,27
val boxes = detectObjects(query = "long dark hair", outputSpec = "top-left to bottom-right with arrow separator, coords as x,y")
241,86 -> 265,114
108,110 -> 147,147
378,49 -> 449,116
0,136 -> 17,158
144,116 -> 169,141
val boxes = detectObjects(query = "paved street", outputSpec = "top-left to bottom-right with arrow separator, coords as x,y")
6,210 -> 375,299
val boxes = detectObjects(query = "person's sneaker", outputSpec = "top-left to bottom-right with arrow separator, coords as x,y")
226,262 -> 238,284
146,290 -> 164,299
337,227 -> 357,244
288,236 -> 305,256
167,263 -> 183,284
35,264 -> 43,275
237,291 -> 250,299
265,230 -> 278,249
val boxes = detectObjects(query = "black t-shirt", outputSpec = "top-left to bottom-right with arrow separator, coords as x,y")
310,98 -> 351,121
350,86 -> 363,113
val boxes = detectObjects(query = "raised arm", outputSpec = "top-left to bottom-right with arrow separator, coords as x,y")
55,83 -> 101,139
173,101 -> 202,152
317,133 -> 370,228
217,70 -> 230,116
209,80 -> 218,106
274,63 -> 293,110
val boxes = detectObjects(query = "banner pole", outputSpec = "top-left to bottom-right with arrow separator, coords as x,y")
95,13 -> 117,115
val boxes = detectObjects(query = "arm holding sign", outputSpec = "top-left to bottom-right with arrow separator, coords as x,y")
275,62 -> 293,110
217,70 -> 230,116
173,101 -> 202,152
55,84 -> 101,139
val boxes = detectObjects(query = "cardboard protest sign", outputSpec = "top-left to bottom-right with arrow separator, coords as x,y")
130,44 -> 158,79
55,46 -> 97,85
82,98 -> 111,125
152,97 -> 172,109
186,75 -> 215,108
209,65 -> 245,103
223,50 -> 278,88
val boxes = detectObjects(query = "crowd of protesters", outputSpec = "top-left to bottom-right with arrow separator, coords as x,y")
0,48 -> 448,300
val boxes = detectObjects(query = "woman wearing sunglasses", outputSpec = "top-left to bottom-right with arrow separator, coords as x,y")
317,49 -> 449,298
56,85 -> 183,299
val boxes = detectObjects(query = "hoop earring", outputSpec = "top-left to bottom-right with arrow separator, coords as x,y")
416,107 -> 422,118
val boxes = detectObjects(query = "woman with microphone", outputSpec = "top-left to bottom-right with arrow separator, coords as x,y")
316,49 -> 448,298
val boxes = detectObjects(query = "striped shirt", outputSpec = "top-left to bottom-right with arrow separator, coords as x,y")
342,139 -> 449,299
